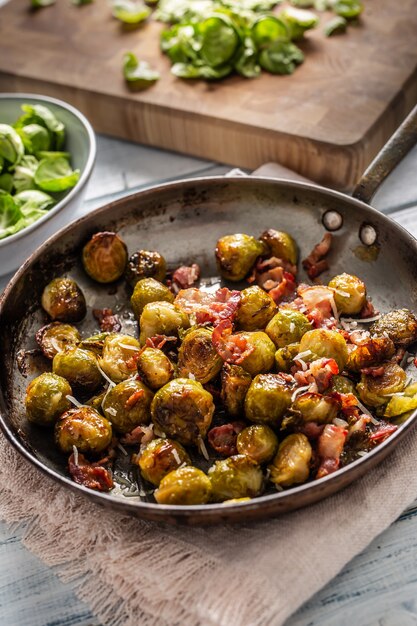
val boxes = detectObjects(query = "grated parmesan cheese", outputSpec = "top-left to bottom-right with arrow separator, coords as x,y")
72,445 -> 79,466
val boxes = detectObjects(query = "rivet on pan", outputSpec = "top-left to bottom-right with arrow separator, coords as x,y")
360,224 -> 377,246
322,210 -> 343,231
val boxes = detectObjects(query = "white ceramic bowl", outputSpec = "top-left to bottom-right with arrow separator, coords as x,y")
0,93 -> 96,276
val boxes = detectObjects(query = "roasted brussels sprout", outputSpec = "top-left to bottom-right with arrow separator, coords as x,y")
268,433 -> 312,487
259,229 -> 298,265
215,233 -> 266,281
151,378 -> 214,445
79,332 -> 110,356
139,301 -> 189,346
298,329 -> 348,371
330,374 -> 357,395
154,466 -> 212,505
55,406 -> 113,454
137,438 -> 190,486
82,231 -> 128,283
236,286 -> 276,331
357,361 -> 407,407
275,343 -> 300,372
52,347 -> 102,393
35,322 -> 81,359
220,363 -> 252,416
41,277 -> 86,323
371,309 -> 417,347
125,250 -> 167,287
265,309 -> 311,348
130,277 -> 174,319
136,347 -> 174,390
209,455 -> 264,501
102,378 -> 153,433
384,383 -> 417,419
292,392 -> 340,424
244,373 -> 293,426
236,425 -> 278,464
328,273 -> 366,314
178,327 -> 223,383
98,333 -> 140,383
346,336 -> 395,373
236,331 -> 276,376
25,372 -> 72,426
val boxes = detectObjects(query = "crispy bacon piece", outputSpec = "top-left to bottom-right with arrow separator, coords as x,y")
360,365 -> 385,377
212,319 -> 254,364
125,389 -> 145,410
360,299 -> 376,318
249,257 -> 297,304
145,335 -> 177,350
120,425 -> 155,446
316,424 -> 347,479
175,287 -> 241,326
294,358 -> 339,393
302,233 -> 332,279
208,422 -> 245,456
369,422 -> 398,444
93,308 -> 121,333
299,422 -> 325,440
170,263 -> 201,294
68,453 -> 114,491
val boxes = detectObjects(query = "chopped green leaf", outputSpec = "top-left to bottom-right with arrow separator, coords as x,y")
171,62 -> 233,79
18,124 -> 51,155
198,15 -> 240,67
31,0 -> 55,7
332,0 -> 363,18
0,124 -> 24,167
0,191 -> 23,239
259,40 -> 304,73
34,157 -> 80,192
14,189 -> 55,210
324,15 -> 347,35
123,52 -> 160,90
252,15 -> 289,48
36,151 -> 71,160
280,7 -> 319,40
112,0 -> 151,24
15,104 -> 65,150
234,39 -> 261,77
0,173 -> 13,193
13,155 -> 39,193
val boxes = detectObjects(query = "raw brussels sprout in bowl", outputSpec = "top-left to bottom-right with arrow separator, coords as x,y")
0,94 -> 96,276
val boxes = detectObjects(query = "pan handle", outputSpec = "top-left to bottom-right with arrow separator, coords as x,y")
352,105 -> 417,205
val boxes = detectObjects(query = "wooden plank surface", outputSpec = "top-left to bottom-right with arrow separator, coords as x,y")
1,0 -> 417,189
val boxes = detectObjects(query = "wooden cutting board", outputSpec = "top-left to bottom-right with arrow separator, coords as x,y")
0,0 -> 416,190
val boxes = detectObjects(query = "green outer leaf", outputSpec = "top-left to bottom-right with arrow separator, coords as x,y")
161,24 -> 198,64
198,14 -> 240,67
18,104 -> 65,150
234,39 -> 261,77
34,157 -> 80,192
332,0 -> 363,18
18,124 -> 51,155
259,40 -> 304,74
112,0 -> 151,24
36,151 -> 71,160
123,52 -> 160,90
0,124 -> 24,167
324,15 -> 347,35
0,191 -> 23,239
171,62 -> 233,79
0,173 -> 13,193
12,155 -> 40,193
252,15 -> 289,47
14,189 -> 55,210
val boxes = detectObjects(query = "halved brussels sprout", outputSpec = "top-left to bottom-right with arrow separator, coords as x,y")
384,383 -> 417,419
52,347 -> 102,393
136,438 -> 190,486
154,466 -> 212,505
55,406 -> 113,454
259,229 -> 298,264
98,333 -> 141,383
298,329 -> 348,371
25,372 -> 72,426
139,301 -> 189,346
371,309 -> 417,347
41,277 -> 86,322
266,309 -> 311,348
131,277 -> 175,319
328,273 -> 366,315
236,286 -> 276,331
292,392 -> 340,424
236,424 -> 278,464
357,361 -> 407,407
82,231 -> 128,283
236,331 -> 276,376
245,373 -> 293,426
151,378 -> 214,445
268,433 -> 312,487
125,250 -> 167,287
136,346 -> 174,390
215,233 -> 266,281
102,378 -> 153,433
330,374 -> 357,395
178,327 -> 223,383
346,336 -> 395,373
209,455 -> 264,501
35,322 -> 81,359
220,363 -> 252,416
275,343 -> 300,372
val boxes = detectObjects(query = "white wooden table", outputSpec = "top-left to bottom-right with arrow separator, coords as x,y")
1,135 -> 417,626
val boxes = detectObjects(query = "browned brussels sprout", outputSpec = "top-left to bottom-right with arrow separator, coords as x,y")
275,343 -> 300,372
41,277 -> 86,323
236,286 -> 276,331
25,372 -> 72,426
55,406 -> 112,454
178,327 -> 223,383
259,229 -> 298,265
265,309 -> 311,348
292,392 -> 340,424
82,231 -> 128,283
98,333 -> 140,383
102,378 -> 153,433
215,233 -> 266,282
35,322 -> 81,359
154,466 -> 212,505
136,438 -> 190,486
357,361 -> 407,407
236,424 -> 278,464
328,273 -> 366,315
52,347 -> 102,393
151,378 -> 214,445
384,382 -> 417,419
209,455 -> 263,501
221,363 -> 252,416
236,331 -> 276,376
346,336 -> 395,373
244,373 -> 293,426
136,347 -> 174,390
330,374 -> 357,395
268,433 -> 312,487
371,309 -> 417,347
130,277 -> 174,319
125,250 -> 167,288
139,301 -> 189,346
298,328 -> 348,371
